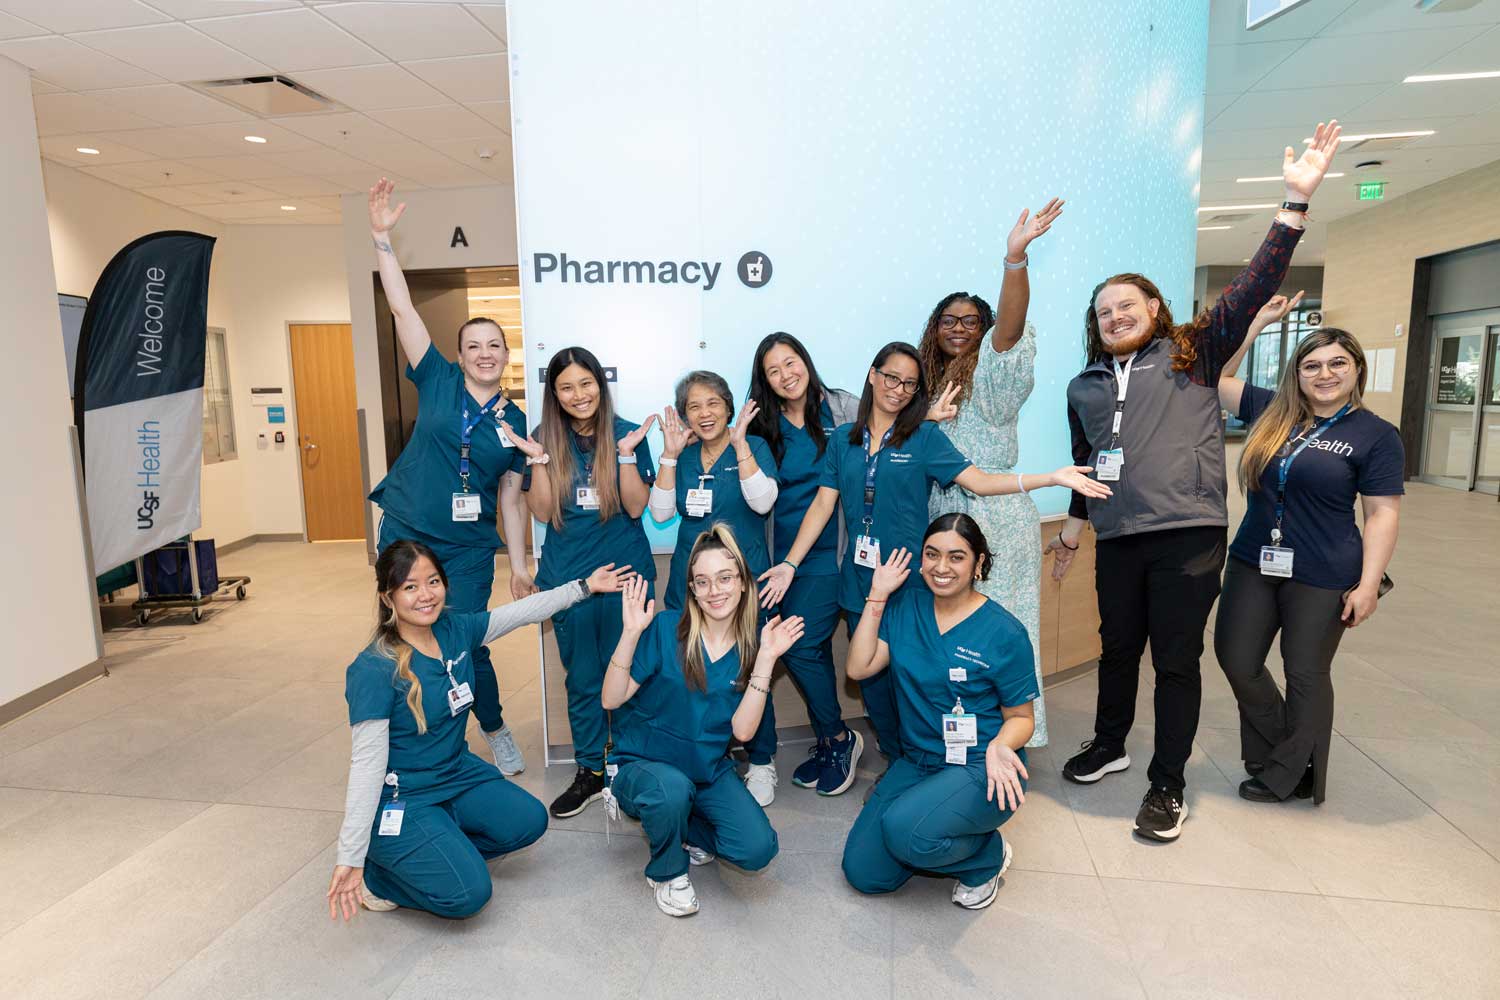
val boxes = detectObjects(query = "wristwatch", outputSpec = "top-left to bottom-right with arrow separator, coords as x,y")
1280,201 -> 1309,213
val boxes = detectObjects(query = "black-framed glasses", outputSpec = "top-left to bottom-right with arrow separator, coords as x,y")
938,314 -> 984,332
1298,357 -> 1353,378
874,369 -> 921,394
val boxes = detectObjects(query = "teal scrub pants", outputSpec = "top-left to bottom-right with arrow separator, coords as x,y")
778,572 -> 845,741
612,760 -> 779,881
845,609 -> 903,759
363,777 -> 547,918
553,587 -> 651,770
841,753 -> 1023,893
378,514 -> 505,733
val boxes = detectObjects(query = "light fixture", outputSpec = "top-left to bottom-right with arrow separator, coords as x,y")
1197,203 -> 1278,212
1304,130 -> 1434,143
280,205 -> 297,211
75,147 -> 100,155
1236,173 -> 1343,183
244,135 -> 267,144
1242,258 -> 1251,263
1404,70 -> 1500,83
1198,225 -> 1233,231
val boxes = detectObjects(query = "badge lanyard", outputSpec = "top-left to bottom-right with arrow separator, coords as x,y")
860,425 -> 894,539
458,392 -> 504,493
443,650 -> 474,716
1092,356 -> 1133,482
379,772 -> 404,835
1109,355 -> 1134,446
1270,403 -> 1351,545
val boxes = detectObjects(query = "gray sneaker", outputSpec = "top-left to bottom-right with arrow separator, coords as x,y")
485,724 -> 525,775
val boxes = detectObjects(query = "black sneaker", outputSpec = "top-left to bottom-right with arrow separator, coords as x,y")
549,766 -> 605,818
1133,786 -> 1188,842
1061,740 -> 1130,784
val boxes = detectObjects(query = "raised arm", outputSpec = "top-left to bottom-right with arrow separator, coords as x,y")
992,198 -> 1063,353
1218,291 -> 1304,413
601,576 -> 654,710
368,178 -> 432,366
729,402 -> 778,514
649,406 -> 694,523
483,564 -> 633,643
845,548 -> 908,680
954,463 -> 1111,500
732,615 -> 804,741
617,416 -> 658,519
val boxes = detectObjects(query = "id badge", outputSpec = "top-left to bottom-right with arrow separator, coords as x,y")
576,486 -> 600,510
685,487 -> 713,517
451,492 -> 481,522
1095,448 -> 1124,481
948,667 -> 967,682
378,800 -> 405,837
853,535 -> 881,569
447,681 -> 474,716
495,426 -> 513,447
942,713 -> 978,747
1259,545 -> 1294,578
602,786 -> 620,822
945,745 -> 968,766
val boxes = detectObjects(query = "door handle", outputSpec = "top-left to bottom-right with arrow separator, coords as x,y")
303,436 -> 318,451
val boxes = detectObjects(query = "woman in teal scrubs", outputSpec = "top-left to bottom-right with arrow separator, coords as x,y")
365,179 -> 533,776
504,346 -> 657,820
601,525 -> 803,917
840,514 -> 1038,910
327,539 -> 630,920
759,342 -> 1106,763
649,370 -> 781,806
745,333 -> 864,797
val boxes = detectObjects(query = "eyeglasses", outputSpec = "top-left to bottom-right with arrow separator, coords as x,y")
689,572 -> 742,596
1298,357 -> 1353,378
873,369 -> 921,394
938,314 -> 984,332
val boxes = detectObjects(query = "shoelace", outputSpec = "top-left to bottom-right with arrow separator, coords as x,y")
1143,787 -> 1179,815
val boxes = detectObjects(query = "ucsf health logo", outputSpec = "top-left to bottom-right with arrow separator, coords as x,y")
532,251 -> 772,291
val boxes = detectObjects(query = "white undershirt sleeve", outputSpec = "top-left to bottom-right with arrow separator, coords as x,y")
482,579 -> 590,643
740,468 -> 778,514
648,485 -> 677,523
337,719 -> 389,868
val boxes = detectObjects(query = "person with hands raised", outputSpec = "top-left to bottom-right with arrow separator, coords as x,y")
364,178 -> 534,777
1051,121 -> 1341,845
840,514 -> 1039,910
601,526 -> 796,917
921,196 -> 1065,751
328,541 -> 632,921
758,340 -> 1104,766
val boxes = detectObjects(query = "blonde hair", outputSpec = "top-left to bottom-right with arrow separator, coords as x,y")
370,539 -> 449,734
675,524 -> 760,691
536,347 -> 622,529
1238,327 -> 1367,494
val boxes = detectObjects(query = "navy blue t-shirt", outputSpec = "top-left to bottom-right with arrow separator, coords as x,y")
1230,385 -> 1404,590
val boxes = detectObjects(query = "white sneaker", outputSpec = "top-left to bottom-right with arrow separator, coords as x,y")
360,878 -> 398,912
744,762 -> 778,807
485,724 -> 525,776
685,844 -> 715,866
646,874 -> 699,917
952,838 -> 1012,910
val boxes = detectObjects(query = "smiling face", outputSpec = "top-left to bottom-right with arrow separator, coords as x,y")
458,321 -> 508,389
688,547 -> 743,622
553,362 -> 601,426
384,555 -> 446,628
868,353 -> 921,416
920,530 -> 981,599
936,299 -> 985,358
761,343 -> 809,406
1093,283 -> 1160,357
683,383 -> 731,445
1297,341 -> 1359,413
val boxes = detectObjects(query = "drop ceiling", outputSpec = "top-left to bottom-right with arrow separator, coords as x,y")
1,0 -> 513,225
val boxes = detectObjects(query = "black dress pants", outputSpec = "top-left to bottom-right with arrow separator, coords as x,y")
1093,525 -> 1227,793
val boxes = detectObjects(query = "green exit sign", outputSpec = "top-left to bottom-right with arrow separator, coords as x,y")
1357,181 -> 1386,201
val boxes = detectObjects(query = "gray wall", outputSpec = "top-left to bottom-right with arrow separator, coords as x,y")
1427,240 -> 1500,317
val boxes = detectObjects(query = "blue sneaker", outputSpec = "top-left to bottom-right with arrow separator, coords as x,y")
817,728 -> 864,796
792,740 -> 829,788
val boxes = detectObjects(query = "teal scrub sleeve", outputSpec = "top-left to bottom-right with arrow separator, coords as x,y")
345,652 -> 399,725
989,618 -> 1042,708
631,433 -> 657,486
749,435 -> 779,479
405,341 -> 449,388
452,609 -> 493,653
630,616 -> 669,685
501,405 -> 529,475
919,422 -> 974,488
819,425 -> 851,490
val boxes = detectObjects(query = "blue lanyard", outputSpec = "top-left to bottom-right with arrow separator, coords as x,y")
860,425 -> 893,531
458,392 -> 504,492
1271,403 -> 1351,543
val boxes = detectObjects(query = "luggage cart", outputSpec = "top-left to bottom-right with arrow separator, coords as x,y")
132,537 -> 251,625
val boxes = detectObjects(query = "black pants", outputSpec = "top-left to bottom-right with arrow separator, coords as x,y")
1093,525 -> 1226,793
1213,558 -> 1346,803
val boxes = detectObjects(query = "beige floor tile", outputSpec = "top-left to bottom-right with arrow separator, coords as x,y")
1327,896 -> 1500,1000
1346,735 -> 1500,859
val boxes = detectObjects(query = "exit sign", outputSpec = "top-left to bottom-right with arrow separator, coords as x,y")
1358,181 -> 1386,201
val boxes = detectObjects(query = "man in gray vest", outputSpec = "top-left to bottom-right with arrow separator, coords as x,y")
1047,120 -> 1342,842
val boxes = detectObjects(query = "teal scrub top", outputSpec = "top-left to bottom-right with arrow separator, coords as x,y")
877,588 -> 1039,765
345,609 -> 499,807
532,416 -> 656,589
613,610 -> 744,785
820,420 -> 972,612
368,343 -> 527,549
772,401 -> 840,576
664,435 -> 777,610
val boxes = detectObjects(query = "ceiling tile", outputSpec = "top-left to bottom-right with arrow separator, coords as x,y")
1207,0 -> 1345,46
38,133 -> 156,166
149,0 -> 300,15
463,3 -> 506,44
1204,92 -> 1236,126
402,52 -> 507,103
266,109 -> 405,153
93,125 -> 247,158
428,138 -> 512,182
0,10 -> 46,40
1258,26 -> 1485,91
171,181 -> 286,202
319,2 -> 501,61
370,103 -> 492,141
174,154 -> 303,181
1209,84 -> 1390,132
30,76 -> 62,93
32,93 -> 163,135
191,8 -> 387,71
321,169 -> 421,193
1405,108 -> 1500,148
1206,40 -> 1300,95
1320,0 -> 1500,37
401,160 -> 496,188
1413,24 -> 1500,75
78,158 -> 230,188
136,185 -> 221,206
1202,125 -> 1306,161
90,83 -> 253,126
0,0 -> 168,34
254,175 -> 351,196
467,100 -> 510,131
0,35 -> 161,89
73,23 -> 272,82
1349,76 -> 1500,121
77,163 -> 165,190
264,147 -> 379,174
192,198 -> 338,219
290,63 -> 449,110
187,120 -> 327,153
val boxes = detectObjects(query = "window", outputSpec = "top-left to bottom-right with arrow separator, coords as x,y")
203,327 -> 237,463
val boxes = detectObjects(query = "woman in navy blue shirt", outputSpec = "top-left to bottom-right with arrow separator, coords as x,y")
1215,312 -> 1402,804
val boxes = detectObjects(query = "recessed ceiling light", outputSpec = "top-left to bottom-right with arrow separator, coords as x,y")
244,135 -> 267,144
280,205 -> 296,211
1236,173 -> 1343,183
1198,225 -> 1233,231
1303,130 -> 1434,144
75,147 -> 100,155
1404,70 -> 1500,83
1197,203 -> 1278,212
1242,258 -> 1251,263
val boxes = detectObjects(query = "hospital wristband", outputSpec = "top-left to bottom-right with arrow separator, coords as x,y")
1003,254 -> 1028,271
617,453 -> 638,465
659,457 -> 678,467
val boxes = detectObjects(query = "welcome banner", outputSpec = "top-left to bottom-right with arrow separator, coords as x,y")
74,231 -> 216,573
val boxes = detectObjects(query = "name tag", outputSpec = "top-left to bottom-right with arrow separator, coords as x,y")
1095,448 -> 1123,481
451,492 -> 481,521
942,712 -> 977,747
853,535 -> 881,569
949,667 -> 967,682
576,487 -> 600,510
945,745 -> 968,765
685,487 -> 713,517
447,681 -> 474,716
1259,545 -> 1294,578
495,426 -> 513,447
378,800 -> 405,837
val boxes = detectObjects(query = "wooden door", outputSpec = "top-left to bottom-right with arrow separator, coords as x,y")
289,324 -> 364,540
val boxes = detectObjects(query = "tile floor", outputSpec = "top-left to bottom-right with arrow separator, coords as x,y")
1,482 -> 1496,999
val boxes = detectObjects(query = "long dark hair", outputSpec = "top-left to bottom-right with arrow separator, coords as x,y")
917,292 -> 995,407
1084,273 -> 1209,373
371,539 -> 448,734
923,512 -> 993,582
849,341 -> 930,449
536,346 -> 621,528
748,332 -> 830,464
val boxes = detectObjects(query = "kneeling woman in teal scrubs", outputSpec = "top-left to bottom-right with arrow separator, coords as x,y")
327,539 -> 629,920
601,525 -> 804,917
841,514 -> 1039,910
